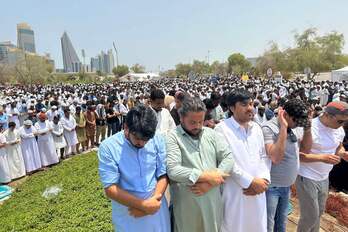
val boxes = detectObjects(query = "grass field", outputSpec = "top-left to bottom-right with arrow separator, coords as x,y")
0,152 -> 113,232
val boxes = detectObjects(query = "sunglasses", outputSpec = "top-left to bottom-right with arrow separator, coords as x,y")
287,129 -> 297,143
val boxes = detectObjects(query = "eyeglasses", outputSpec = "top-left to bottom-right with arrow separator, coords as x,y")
287,129 -> 297,143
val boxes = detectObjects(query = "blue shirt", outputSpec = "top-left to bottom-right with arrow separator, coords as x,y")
98,131 -> 170,232
0,114 -> 9,130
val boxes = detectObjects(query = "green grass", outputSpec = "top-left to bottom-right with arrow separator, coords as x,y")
0,152 -> 113,232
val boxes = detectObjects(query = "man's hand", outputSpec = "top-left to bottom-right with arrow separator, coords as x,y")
320,154 -> 341,165
336,151 -> 348,162
202,171 -> 229,186
140,194 -> 162,215
278,108 -> 288,129
243,178 -> 269,196
190,182 -> 214,196
128,208 -> 148,218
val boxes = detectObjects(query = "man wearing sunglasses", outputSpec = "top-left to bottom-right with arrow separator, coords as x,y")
262,99 -> 312,232
296,101 -> 348,232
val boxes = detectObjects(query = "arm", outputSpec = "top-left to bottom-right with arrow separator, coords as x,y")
299,152 -> 341,164
300,127 -> 312,154
20,128 -> 36,138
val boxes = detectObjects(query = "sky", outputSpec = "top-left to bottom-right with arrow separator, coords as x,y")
1,0 -> 348,72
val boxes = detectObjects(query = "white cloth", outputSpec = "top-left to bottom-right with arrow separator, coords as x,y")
154,108 -> 176,136
299,117 -> 345,181
3,129 -> 26,179
35,121 -> 59,166
19,126 -> 42,172
50,121 -> 67,149
215,117 -> 271,232
61,115 -> 78,146
6,108 -> 20,128
0,133 -> 11,183
47,110 -> 59,121
254,113 -> 267,126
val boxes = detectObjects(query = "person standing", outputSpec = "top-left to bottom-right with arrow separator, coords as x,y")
61,107 -> 78,156
74,106 -> 87,153
261,99 -> 312,232
215,90 -> 271,232
3,122 -> 26,180
166,97 -> 237,232
296,101 -> 348,232
19,120 -> 42,174
85,105 -> 97,149
35,113 -> 59,167
51,116 -> 67,160
98,105 -> 170,232
95,100 -> 107,145
0,125 -> 11,184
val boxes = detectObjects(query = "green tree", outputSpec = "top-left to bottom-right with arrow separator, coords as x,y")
191,60 -> 210,74
227,53 -> 252,74
210,61 -> 227,75
175,63 -> 192,76
112,65 -> 129,77
130,63 -> 145,73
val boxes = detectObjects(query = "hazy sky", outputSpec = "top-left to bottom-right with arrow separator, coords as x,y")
1,0 -> 347,72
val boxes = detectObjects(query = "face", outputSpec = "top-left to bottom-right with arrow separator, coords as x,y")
124,125 -> 149,149
284,112 -> 297,129
175,98 -> 182,109
326,113 -> 348,129
230,99 -> 254,124
151,99 -> 164,112
180,111 -> 205,137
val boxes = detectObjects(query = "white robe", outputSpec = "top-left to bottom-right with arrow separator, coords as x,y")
19,126 -> 42,172
61,115 -> 78,146
0,133 -> 11,183
50,121 -> 67,149
35,121 -> 59,166
6,108 -> 20,128
3,129 -> 26,179
215,117 -> 271,232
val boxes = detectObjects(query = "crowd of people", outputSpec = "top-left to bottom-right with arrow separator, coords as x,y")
1,76 -> 348,232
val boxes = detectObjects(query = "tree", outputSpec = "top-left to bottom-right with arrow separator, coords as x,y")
191,60 -> 210,74
210,61 -> 227,75
175,63 -> 192,77
112,65 -> 129,77
130,63 -> 145,73
227,53 -> 252,74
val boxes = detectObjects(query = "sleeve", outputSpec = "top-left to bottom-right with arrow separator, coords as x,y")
19,128 -> 35,139
98,143 -> 120,189
155,135 -> 167,178
166,132 -> 202,185
257,129 -> 272,182
261,125 -> 276,145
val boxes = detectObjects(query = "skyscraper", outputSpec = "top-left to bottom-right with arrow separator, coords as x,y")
61,31 -> 81,73
17,23 -> 36,53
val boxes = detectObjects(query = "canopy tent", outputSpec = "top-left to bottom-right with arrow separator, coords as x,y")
119,73 -> 161,82
332,66 -> 348,82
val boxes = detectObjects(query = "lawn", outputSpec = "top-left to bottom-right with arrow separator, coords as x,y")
0,152 -> 113,232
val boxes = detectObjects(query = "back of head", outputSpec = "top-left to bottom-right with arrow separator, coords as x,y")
150,89 -> 165,101
125,104 -> 157,140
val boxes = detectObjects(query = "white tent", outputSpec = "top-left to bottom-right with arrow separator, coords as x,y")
332,66 -> 348,82
119,72 -> 161,82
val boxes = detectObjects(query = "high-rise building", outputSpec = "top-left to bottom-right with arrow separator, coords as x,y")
61,31 -> 81,73
17,23 -> 36,53
107,49 -> 115,74
90,57 -> 100,72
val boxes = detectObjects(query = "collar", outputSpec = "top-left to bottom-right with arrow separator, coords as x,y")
177,125 -> 204,138
229,116 -> 254,130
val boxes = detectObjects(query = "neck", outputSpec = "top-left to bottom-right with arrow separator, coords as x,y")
233,116 -> 249,129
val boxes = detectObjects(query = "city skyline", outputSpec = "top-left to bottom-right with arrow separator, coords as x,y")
1,0 -> 348,72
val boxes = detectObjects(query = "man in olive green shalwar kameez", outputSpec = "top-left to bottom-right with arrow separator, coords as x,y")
166,97 -> 243,232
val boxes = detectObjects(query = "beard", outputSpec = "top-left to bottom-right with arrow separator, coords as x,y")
181,124 -> 202,139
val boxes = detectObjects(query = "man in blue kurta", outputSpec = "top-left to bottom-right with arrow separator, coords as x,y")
98,104 -> 170,232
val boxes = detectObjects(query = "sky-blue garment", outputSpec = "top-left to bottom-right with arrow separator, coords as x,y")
98,131 -> 170,232
0,114 -> 8,130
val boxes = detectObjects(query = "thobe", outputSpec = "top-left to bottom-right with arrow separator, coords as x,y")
19,126 -> 42,172
6,108 -> 20,128
0,133 -> 11,183
166,126 -> 237,232
215,117 -> 271,232
61,115 -> 78,154
3,129 -> 26,179
98,132 -> 170,232
154,107 -> 176,136
50,121 -> 67,151
35,121 -> 59,166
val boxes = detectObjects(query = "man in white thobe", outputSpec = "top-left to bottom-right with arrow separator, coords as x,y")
61,107 -> 78,156
149,89 -> 176,136
35,113 -> 59,167
50,116 -> 67,159
215,89 -> 271,232
0,125 -> 11,183
4,122 -> 26,180
19,120 -> 42,173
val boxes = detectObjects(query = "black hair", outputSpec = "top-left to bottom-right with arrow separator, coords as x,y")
283,99 -> 308,119
225,89 -> 253,107
150,89 -> 165,101
210,92 -> 221,101
203,98 -> 215,111
125,104 -> 157,140
8,121 -> 16,128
